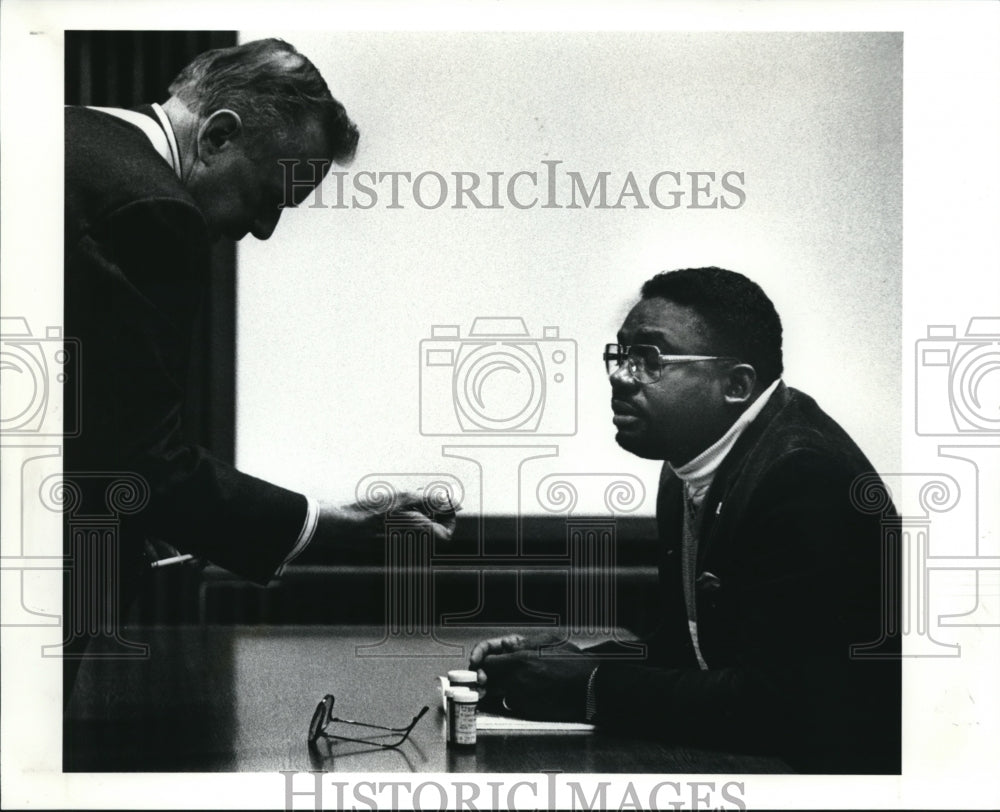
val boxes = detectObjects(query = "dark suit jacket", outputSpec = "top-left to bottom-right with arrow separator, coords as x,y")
64,106 -> 306,596
591,383 -> 901,773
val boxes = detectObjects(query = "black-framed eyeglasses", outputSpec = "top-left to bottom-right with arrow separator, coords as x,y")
604,343 -> 737,384
307,694 -> 429,749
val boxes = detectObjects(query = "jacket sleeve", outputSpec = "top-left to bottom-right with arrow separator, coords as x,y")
66,197 -> 306,584
589,450 -> 900,772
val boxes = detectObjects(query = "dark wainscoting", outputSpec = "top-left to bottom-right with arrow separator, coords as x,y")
133,514 -> 662,637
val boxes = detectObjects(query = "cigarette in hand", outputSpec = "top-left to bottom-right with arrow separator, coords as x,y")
150,553 -> 195,569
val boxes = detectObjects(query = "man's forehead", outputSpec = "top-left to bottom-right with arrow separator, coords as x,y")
261,122 -> 331,202
619,298 -> 682,332
618,298 -> 711,346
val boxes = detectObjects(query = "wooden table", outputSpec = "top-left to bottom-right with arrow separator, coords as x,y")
64,624 -> 790,773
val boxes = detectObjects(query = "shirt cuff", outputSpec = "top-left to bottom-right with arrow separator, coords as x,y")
584,665 -> 600,722
274,495 -> 320,577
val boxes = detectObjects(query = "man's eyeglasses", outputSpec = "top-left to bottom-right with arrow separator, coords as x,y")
307,694 -> 429,749
604,343 -> 736,384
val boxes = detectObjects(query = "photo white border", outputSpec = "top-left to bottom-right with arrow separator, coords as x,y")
2,1 -> 998,809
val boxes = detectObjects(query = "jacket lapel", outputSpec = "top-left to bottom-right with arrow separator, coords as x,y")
695,382 -> 792,569
656,463 -> 684,552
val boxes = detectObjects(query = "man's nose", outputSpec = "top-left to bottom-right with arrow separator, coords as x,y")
251,207 -> 282,240
609,363 -> 638,391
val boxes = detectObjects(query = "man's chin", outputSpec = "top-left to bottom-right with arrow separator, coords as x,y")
614,429 -> 662,460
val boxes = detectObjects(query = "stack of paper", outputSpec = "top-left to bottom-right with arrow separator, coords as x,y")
476,713 -> 595,734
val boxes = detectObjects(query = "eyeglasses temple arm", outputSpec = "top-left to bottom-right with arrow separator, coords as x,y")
318,706 -> 431,750
329,705 -> 430,734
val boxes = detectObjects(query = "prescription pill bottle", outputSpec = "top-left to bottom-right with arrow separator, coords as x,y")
447,668 -> 483,703
449,688 -> 478,749
447,669 -> 478,691
443,687 -> 461,743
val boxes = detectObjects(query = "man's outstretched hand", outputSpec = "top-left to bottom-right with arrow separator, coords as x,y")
296,488 -> 459,564
378,488 -> 458,543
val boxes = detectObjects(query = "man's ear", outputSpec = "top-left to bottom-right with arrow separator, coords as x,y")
723,363 -> 757,406
196,109 -> 243,160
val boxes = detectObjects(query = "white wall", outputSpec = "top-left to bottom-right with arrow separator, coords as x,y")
236,31 -> 902,516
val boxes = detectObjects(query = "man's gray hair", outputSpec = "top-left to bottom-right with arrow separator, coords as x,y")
168,38 -> 359,164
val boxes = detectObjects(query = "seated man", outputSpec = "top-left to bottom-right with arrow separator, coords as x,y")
470,267 -> 900,773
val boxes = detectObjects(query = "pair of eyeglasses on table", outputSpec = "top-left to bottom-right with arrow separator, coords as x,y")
308,694 -> 430,749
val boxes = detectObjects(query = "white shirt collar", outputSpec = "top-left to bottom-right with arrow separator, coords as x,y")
84,102 -> 182,179
670,377 -> 782,505
150,102 -> 182,178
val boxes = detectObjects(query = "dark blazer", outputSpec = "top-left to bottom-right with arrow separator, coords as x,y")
64,106 -> 306,593
592,383 -> 901,773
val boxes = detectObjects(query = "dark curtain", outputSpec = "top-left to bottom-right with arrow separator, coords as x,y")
64,30 -> 238,463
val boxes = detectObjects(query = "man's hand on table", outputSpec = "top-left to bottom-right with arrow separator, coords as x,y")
469,632 -> 597,722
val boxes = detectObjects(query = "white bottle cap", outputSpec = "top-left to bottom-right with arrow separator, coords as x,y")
447,669 -> 478,684
452,688 -> 479,703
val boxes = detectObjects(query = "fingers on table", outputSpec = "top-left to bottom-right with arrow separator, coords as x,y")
469,634 -> 526,667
